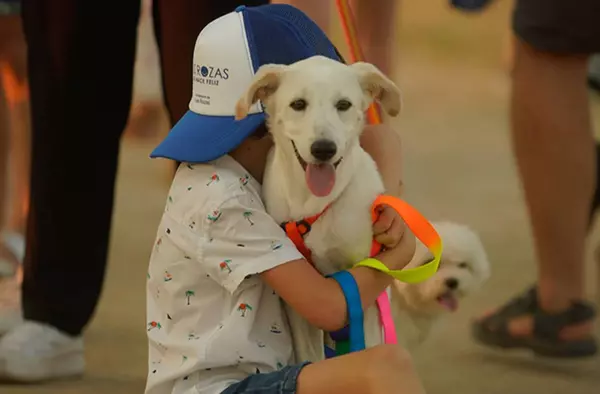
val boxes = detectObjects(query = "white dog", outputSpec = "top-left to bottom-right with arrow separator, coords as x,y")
235,55 -> 401,363
392,221 -> 491,350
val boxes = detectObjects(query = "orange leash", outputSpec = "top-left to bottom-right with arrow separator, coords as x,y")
0,62 -> 28,106
335,0 -> 382,124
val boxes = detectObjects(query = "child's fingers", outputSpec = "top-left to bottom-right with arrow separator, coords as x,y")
372,206 -> 395,236
374,213 -> 406,248
391,228 -> 416,270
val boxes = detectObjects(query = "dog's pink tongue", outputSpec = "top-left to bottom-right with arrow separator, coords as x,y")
306,163 -> 336,197
437,293 -> 458,312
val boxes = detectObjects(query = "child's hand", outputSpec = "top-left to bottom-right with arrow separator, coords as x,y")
372,206 -> 416,271
372,205 -> 405,248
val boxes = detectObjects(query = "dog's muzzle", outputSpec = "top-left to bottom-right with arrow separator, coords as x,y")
291,140 -> 343,170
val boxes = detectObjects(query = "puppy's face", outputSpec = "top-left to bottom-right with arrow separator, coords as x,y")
235,56 -> 401,197
396,222 -> 491,315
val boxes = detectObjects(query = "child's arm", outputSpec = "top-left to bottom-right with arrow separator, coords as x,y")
199,188 -> 414,333
261,223 -> 414,332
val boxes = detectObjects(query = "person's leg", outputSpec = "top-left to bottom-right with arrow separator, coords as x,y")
4,23 -> 29,237
0,12 -> 29,255
513,43 -> 593,309
349,0 -> 397,77
126,0 -> 166,140
472,0 -> 599,357
223,345 -> 425,394
297,345 -> 424,394
0,0 -> 141,382
17,0 -> 140,337
0,71 -> 9,269
0,10 -> 28,334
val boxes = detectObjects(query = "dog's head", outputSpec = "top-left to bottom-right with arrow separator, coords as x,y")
235,55 -> 401,197
395,222 -> 491,315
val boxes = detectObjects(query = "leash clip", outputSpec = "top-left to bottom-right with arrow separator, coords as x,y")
295,219 -> 312,237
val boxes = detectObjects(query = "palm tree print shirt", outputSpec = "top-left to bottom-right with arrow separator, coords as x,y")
146,156 -> 303,394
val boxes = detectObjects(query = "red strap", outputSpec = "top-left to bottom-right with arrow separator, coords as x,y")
282,206 -> 330,263
283,221 -> 314,261
303,208 -> 327,227
283,204 -> 386,262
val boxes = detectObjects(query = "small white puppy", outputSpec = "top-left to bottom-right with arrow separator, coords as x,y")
392,222 -> 491,349
236,55 -> 401,363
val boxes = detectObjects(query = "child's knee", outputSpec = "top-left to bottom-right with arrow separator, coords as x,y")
369,344 -> 413,370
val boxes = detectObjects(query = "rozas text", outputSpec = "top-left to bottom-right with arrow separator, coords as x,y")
194,65 -> 229,86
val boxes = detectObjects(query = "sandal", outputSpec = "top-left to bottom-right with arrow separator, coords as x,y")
472,286 -> 598,358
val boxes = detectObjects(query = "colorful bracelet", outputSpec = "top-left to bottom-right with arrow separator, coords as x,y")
327,270 -> 365,353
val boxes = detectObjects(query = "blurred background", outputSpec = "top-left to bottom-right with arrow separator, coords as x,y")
1,0 -> 600,393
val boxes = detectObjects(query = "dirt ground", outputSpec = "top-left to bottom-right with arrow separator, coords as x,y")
3,1 -> 600,393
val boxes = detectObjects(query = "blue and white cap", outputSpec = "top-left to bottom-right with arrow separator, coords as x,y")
150,4 -> 340,163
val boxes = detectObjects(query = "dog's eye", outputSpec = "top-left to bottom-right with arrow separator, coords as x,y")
458,262 -> 469,269
289,99 -> 307,111
336,99 -> 352,111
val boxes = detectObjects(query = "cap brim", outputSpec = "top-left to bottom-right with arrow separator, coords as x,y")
150,110 -> 266,163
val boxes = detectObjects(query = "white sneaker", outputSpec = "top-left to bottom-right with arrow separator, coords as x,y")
0,321 -> 85,382
0,274 -> 23,335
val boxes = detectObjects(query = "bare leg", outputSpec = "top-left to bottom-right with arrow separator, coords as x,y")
126,0 -> 165,141
0,71 -> 7,235
0,13 -> 27,334
512,39 -> 593,312
1,16 -> 29,235
297,345 -> 425,394
350,0 -> 397,76
473,38 -> 596,354
0,14 -> 28,268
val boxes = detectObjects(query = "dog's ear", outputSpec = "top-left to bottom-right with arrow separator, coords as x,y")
350,62 -> 402,117
235,64 -> 286,120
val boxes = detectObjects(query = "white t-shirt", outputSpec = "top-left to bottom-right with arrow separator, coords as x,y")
145,155 -> 304,394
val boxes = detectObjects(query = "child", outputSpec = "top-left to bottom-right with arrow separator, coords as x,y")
146,4 -> 423,394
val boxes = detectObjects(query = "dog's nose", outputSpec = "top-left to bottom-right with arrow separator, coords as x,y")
445,278 -> 459,290
310,139 -> 337,162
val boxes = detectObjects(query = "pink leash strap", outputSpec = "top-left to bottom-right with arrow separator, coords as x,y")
377,290 -> 397,344
371,231 -> 397,344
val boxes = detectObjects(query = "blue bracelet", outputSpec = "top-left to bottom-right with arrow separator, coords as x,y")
327,270 -> 365,353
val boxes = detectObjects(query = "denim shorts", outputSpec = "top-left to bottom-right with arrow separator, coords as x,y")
221,362 -> 310,394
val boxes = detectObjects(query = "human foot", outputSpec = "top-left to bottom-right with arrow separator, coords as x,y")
472,286 -> 597,358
